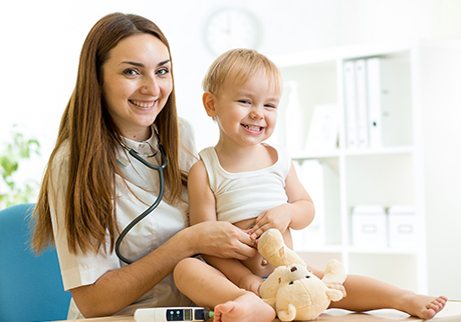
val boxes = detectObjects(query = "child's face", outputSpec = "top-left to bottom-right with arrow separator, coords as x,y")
212,70 -> 280,148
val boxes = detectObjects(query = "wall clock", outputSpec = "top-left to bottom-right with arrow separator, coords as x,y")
204,7 -> 262,56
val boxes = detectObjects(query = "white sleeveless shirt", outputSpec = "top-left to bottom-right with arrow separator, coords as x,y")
199,145 -> 290,223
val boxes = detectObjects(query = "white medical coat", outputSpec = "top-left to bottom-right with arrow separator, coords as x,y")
48,119 -> 198,318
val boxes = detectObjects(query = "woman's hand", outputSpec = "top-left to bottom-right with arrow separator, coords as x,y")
189,221 -> 257,260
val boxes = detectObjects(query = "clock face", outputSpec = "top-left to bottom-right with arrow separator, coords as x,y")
204,7 -> 261,56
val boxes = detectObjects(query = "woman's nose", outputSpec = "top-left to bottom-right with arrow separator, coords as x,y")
140,76 -> 160,95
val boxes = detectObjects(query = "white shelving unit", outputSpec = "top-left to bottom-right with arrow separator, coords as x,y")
270,40 -> 461,294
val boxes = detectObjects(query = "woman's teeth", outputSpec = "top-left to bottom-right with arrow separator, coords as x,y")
130,100 -> 154,108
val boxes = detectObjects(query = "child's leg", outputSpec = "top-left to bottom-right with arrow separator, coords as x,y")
174,257 -> 275,322
310,267 -> 447,320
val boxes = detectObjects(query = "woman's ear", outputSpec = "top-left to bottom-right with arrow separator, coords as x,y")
202,92 -> 217,117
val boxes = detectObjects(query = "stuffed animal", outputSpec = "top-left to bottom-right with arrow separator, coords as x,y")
258,229 -> 347,321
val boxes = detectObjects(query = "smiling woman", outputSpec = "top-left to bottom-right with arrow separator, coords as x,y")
30,12 -> 260,319
101,33 -> 173,141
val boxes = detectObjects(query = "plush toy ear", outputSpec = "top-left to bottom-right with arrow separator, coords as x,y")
258,228 -> 306,267
277,303 -> 297,322
259,266 -> 286,308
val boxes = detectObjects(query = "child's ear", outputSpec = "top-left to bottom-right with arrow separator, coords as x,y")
202,92 -> 217,117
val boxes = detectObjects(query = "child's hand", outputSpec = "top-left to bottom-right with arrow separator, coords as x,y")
325,282 -> 347,298
248,204 -> 292,239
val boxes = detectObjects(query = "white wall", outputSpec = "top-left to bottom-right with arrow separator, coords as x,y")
1,0 -> 461,296
418,41 -> 461,299
4,0 -> 461,152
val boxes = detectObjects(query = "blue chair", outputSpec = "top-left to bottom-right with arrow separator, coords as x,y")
0,203 -> 71,322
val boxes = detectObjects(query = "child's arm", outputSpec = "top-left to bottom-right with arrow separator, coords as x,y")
188,160 -> 263,294
249,161 -> 315,237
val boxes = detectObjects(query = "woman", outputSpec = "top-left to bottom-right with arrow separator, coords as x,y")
31,12 -> 256,319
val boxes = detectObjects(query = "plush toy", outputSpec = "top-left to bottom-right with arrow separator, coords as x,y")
258,229 -> 347,321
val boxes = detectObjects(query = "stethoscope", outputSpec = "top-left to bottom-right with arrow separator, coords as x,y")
115,133 -> 168,264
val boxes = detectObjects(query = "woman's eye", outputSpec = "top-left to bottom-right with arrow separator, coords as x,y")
123,68 -> 140,77
157,68 -> 169,76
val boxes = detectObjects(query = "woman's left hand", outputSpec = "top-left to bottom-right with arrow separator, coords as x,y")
191,221 -> 258,260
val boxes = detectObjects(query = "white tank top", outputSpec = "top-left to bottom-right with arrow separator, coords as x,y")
199,145 -> 290,223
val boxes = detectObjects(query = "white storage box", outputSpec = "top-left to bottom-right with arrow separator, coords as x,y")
351,205 -> 387,248
388,205 -> 416,248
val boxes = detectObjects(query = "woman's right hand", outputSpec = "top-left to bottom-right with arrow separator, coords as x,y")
188,221 -> 257,260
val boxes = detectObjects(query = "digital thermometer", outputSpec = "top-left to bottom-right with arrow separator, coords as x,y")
134,307 -> 214,322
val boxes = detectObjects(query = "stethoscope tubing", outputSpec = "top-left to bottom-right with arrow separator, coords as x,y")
115,143 -> 168,264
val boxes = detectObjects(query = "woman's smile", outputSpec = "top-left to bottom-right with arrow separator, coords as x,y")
129,99 -> 157,109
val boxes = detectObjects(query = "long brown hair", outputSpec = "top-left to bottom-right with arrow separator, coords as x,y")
32,13 -> 183,254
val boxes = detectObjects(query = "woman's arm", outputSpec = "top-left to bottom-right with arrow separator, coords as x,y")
69,158 -> 257,318
71,218 -> 257,317
71,226 -> 196,317
47,151 -> 194,317
249,161 -> 315,237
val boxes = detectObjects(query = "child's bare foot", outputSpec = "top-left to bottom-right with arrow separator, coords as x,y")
399,293 -> 447,319
213,292 -> 275,322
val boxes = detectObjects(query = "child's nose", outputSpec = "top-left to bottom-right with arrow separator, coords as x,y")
249,108 -> 263,120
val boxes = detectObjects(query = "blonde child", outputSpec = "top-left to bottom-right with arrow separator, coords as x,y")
173,48 -> 446,322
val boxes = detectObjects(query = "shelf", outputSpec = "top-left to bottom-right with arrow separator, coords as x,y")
292,150 -> 340,160
277,40 -> 461,297
292,146 -> 414,160
295,245 -> 344,254
274,41 -> 461,295
346,247 -> 419,256
295,245 -> 419,256
344,145 -> 414,156
272,41 -> 414,68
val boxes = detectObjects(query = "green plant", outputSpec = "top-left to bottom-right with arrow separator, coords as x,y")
0,127 -> 41,208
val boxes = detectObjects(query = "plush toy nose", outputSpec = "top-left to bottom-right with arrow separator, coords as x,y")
290,266 -> 297,272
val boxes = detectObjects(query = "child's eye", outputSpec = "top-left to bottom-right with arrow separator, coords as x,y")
238,99 -> 251,105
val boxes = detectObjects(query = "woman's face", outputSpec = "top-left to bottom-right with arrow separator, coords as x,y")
102,33 -> 172,141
